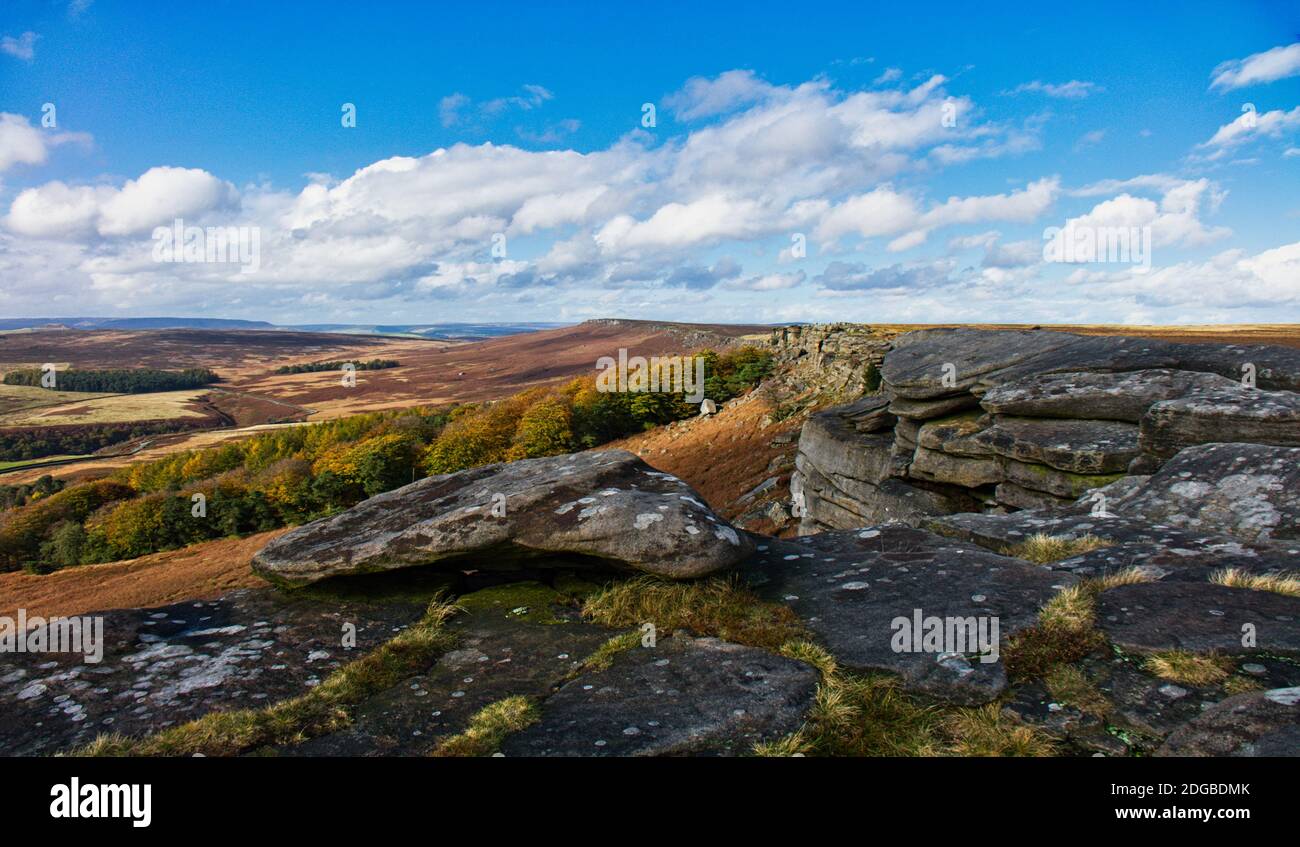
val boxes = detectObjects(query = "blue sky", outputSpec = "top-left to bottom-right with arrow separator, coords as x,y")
1,0 -> 1298,325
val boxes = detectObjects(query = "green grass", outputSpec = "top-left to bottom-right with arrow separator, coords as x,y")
429,695 -> 540,757
71,596 -> 460,757
755,641 -> 1056,757
0,454 -> 92,471
1044,665 -> 1110,717
581,575 -> 806,652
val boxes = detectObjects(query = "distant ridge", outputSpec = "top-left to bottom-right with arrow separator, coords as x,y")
0,317 -> 567,339
0,317 -> 276,331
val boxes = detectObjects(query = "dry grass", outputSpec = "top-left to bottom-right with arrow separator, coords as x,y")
71,596 -> 459,757
1211,568 -> 1300,598
1004,533 -> 1111,564
0,389 -> 211,426
581,575 -> 805,652
429,695 -> 539,757
1044,665 -> 1110,717
573,630 -> 643,674
1143,651 -> 1232,686
754,641 -> 1056,758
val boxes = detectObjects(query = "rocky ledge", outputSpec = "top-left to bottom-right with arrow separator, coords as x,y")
795,327 -> 1300,531
253,449 -> 752,585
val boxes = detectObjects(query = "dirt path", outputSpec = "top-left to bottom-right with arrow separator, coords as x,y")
0,529 -> 288,621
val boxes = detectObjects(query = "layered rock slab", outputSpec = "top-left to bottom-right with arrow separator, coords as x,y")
746,525 -> 1076,704
0,588 -> 428,756
881,328 -> 1300,398
1140,386 -> 1300,460
252,450 -> 752,586
980,369 -> 1238,422
499,635 -> 817,756
1101,443 -> 1300,542
1098,582 -> 1300,654
1155,687 -> 1300,757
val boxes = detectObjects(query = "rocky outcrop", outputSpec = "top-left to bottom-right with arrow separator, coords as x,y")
746,525 -> 1076,704
1099,443 -> 1300,542
0,588 -> 429,756
1156,688 -> 1300,757
766,324 -> 893,404
793,328 -> 1300,529
252,450 -> 753,585
499,634 -> 817,756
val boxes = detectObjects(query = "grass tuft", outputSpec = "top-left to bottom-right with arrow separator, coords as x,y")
756,639 -> 1055,757
574,629 -> 643,675
581,575 -> 805,652
941,705 -> 1057,757
430,695 -> 539,757
1044,664 -> 1110,717
1004,532 -> 1111,564
1211,568 -> 1300,598
70,596 -> 460,757
1143,651 -> 1232,686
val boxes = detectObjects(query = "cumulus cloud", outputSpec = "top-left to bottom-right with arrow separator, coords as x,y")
7,166 -> 238,239
1210,43 -> 1300,91
1059,178 -> 1229,249
1,67 -> 1290,323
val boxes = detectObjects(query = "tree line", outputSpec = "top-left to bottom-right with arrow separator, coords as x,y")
274,359 -> 400,375
2,367 -> 219,393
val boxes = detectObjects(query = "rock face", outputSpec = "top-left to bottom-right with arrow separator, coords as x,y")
1100,443 -> 1300,542
499,634 -> 818,756
746,525 -> 1076,704
1156,688 -> 1300,757
792,328 -> 1300,528
1139,386 -> 1300,460
253,450 -> 753,586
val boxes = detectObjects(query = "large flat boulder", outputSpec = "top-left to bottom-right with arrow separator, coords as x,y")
747,526 -> 1076,704
1155,688 -> 1300,757
981,369 -> 1238,422
1103,443 -> 1300,542
1140,386 -> 1300,460
498,635 -> 817,756
1098,582 -> 1300,654
252,450 -> 752,586
882,328 -> 1300,399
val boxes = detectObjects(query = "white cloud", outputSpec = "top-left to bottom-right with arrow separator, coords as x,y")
1210,43 -> 1300,91
1199,105 -> 1300,153
724,270 -> 805,291
6,166 -> 238,238
666,70 -> 775,120
0,113 -> 49,170
1,31 -> 38,61
1004,80 -> 1100,98
1062,178 -> 1229,248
